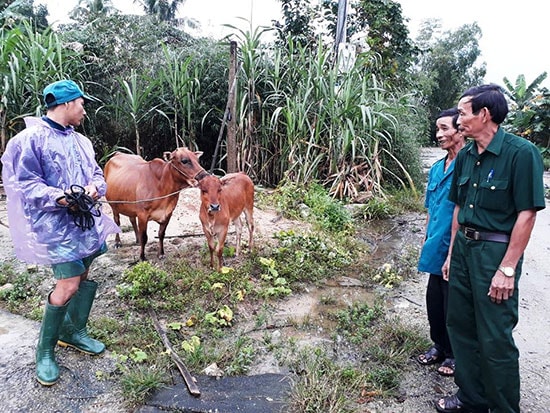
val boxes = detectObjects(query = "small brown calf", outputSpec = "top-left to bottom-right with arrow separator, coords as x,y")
198,172 -> 254,271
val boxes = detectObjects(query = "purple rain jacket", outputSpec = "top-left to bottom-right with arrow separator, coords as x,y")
1,117 -> 119,265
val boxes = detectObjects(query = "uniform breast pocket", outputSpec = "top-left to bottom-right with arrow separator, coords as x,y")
457,176 -> 470,205
479,179 -> 509,211
426,182 -> 437,205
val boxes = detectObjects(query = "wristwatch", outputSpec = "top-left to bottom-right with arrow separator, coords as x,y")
498,266 -> 515,277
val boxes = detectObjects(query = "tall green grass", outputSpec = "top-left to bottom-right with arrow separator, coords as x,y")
229,31 -> 420,199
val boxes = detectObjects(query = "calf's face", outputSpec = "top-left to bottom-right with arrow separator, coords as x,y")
199,175 -> 223,213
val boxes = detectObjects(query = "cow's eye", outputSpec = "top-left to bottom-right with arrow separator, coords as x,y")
181,158 -> 189,164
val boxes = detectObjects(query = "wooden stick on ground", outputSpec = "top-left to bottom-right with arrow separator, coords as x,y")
149,308 -> 201,397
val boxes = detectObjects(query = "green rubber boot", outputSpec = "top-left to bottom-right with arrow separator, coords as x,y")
58,280 -> 105,355
36,295 -> 69,386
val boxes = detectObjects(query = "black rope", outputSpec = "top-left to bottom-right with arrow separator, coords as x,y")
62,185 -> 101,231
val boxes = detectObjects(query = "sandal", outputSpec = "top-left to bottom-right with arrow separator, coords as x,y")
434,394 -> 466,413
417,346 -> 444,365
437,358 -> 455,376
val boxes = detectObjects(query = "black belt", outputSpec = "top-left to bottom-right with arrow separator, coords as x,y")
459,225 -> 510,243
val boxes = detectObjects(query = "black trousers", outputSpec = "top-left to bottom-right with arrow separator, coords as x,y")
426,273 -> 453,358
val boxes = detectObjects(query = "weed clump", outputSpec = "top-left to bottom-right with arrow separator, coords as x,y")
117,262 -> 169,308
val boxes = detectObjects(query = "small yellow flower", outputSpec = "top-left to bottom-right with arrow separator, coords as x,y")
211,282 -> 224,290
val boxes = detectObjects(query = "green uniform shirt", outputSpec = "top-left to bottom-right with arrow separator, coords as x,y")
449,127 -> 545,233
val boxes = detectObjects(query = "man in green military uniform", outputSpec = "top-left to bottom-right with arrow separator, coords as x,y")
435,84 -> 546,413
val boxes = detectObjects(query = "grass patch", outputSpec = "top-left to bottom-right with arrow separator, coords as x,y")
288,347 -> 366,413
119,362 -> 168,406
0,184 -> 428,409
270,181 -> 353,233
269,230 -> 353,284
0,262 -> 41,314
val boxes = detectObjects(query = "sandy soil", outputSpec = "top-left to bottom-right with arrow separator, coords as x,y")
0,148 -> 549,412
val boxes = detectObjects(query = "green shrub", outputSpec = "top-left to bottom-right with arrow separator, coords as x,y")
288,347 -> 365,412
274,181 -> 353,233
117,262 -> 169,298
336,302 -> 384,345
0,271 -> 34,305
271,230 -> 352,283
120,363 -> 167,406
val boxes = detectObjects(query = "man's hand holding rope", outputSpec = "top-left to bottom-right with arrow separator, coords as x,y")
56,184 -> 102,231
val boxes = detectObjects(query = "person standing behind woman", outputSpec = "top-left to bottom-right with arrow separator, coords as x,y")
436,84 -> 545,413
417,108 -> 465,377
1,79 -> 120,386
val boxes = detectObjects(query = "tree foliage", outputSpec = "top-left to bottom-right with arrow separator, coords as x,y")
274,0 -> 319,49
274,0 -> 417,83
57,14 -> 224,159
0,20 -> 84,152
0,4 -> 426,198
9,2 -> 540,204
69,0 -> 119,22
135,0 -> 185,22
503,73 -> 549,150
413,20 -> 486,142
345,0 -> 417,81
0,0 -> 48,30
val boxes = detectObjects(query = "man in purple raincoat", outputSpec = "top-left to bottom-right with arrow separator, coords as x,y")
1,79 -> 119,386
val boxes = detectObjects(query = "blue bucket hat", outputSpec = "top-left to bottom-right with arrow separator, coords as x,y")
43,80 -> 94,108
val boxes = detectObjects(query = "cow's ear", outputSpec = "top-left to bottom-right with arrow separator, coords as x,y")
195,151 -> 203,159
163,151 -> 171,161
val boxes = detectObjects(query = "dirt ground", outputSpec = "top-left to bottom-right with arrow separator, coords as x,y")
0,147 -> 549,412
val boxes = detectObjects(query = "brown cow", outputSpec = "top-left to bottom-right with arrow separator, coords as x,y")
198,172 -> 254,271
104,147 -> 206,260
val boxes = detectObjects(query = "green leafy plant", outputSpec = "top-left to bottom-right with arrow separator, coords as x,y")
336,302 -> 384,345
354,196 -> 397,221
116,262 -> 169,306
372,263 -> 403,289
257,257 -> 292,298
0,271 -> 35,308
0,263 -> 10,285
204,305 -> 234,327
129,347 -> 148,363
272,230 -> 352,283
273,181 -> 352,232
180,335 -> 212,370
224,336 -> 256,376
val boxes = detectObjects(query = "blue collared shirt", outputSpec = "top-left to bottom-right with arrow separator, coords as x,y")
418,156 -> 456,276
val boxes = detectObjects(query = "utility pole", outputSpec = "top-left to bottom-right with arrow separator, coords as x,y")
334,0 -> 348,65
227,41 -> 238,173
